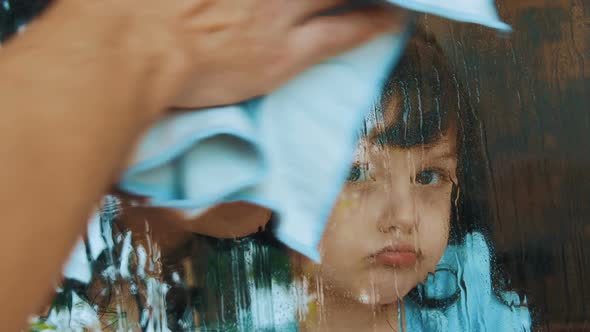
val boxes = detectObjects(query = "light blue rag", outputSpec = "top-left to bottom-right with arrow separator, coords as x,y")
115,1 -> 510,262
405,232 -> 532,331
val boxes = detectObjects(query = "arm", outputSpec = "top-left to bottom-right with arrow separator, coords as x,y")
0,2 -> 163,328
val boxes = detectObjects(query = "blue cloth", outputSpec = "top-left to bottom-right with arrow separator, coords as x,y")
405,233 -> 532,331
118,1 -> 510,261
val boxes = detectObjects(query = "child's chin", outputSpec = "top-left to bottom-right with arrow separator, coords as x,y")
356,270 -> 419,303
354,283 -> 413,306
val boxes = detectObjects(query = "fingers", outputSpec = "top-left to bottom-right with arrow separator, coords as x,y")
290,5 -> 408,65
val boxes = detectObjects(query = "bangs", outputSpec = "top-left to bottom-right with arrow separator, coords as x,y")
363,31 -> 459,149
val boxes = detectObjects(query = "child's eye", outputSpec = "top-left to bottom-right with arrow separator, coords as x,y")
415,170 -> 445,185
347,164 -> 373,182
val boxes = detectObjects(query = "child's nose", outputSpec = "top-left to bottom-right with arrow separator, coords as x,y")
375,179 -> 416,234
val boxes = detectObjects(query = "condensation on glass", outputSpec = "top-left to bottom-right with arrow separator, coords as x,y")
4,0 -> 588,331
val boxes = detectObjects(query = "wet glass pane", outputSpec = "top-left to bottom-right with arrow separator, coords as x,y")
4,0 -> 589,331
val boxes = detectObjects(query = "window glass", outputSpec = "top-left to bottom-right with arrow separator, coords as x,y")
4,1 -> 588,331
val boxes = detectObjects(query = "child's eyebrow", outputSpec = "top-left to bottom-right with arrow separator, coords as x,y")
423,148 -> 456,162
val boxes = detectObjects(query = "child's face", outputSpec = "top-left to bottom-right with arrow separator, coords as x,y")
314,117 -> 457,306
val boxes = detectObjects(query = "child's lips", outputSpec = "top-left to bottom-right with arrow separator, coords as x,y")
370,244 -> 418,267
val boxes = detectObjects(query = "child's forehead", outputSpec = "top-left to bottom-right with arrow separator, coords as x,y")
361,99 -> 402,133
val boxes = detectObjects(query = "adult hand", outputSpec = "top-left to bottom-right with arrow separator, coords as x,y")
75,0 -> 407,109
